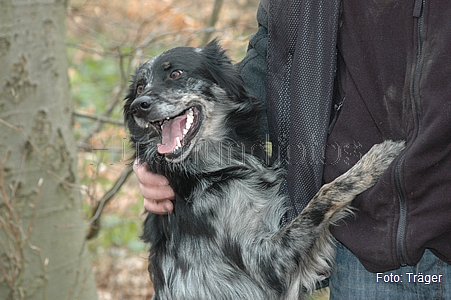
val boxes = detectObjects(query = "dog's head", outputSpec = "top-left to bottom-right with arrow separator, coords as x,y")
124,40 -> 265,170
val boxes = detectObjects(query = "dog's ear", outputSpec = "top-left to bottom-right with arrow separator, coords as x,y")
199,39 -> 247,100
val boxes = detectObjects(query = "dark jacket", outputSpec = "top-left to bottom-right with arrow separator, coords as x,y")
325,0 -> 451,272
238,0 -> 451,273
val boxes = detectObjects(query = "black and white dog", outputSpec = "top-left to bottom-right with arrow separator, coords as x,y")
124,40 -> 404,299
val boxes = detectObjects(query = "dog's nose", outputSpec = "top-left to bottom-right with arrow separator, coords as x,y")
130,96 -> 152,118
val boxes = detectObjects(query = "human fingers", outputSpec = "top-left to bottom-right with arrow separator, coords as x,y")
133,160 -> 175,214
138,181 -> 175,202
143,198 -> 174,215
133,161 -> 170,186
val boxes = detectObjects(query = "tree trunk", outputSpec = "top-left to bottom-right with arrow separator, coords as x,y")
0,1 -> 98,299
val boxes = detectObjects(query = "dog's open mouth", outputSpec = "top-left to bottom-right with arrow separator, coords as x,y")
147,107 -> 201,159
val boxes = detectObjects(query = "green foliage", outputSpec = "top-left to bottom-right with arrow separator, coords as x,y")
67,43 -> 126,139
102,214 -> 142,248
87,202 -> 147,255
68,51 -> 120,111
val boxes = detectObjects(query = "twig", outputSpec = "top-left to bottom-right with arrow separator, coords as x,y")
201,0 -> 224,45
73,110 -> 123,126
86,165 -> 134,240
79,49 -> 129,145
76,142 -> 124,153
67,13 -> 121,49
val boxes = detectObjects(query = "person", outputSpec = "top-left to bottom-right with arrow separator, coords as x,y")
133,0 -> 451,298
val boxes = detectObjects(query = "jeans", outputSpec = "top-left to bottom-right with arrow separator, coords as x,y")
329,243 -> 451,300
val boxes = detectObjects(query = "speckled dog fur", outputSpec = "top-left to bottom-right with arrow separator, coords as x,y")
124,40 -> 405,299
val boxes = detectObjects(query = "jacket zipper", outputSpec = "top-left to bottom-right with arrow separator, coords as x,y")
412,0 -> 425,120
395,0 -> 425,267
395,153 -> 407,266
327,97 -> 344,134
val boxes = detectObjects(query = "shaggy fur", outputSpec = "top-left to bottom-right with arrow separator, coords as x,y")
124,40 -> 405,299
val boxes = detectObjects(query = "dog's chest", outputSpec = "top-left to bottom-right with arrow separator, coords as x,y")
147,172 -> 286,299
151,231 -> 268,299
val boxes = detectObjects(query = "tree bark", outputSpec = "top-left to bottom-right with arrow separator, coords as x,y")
0,1 -> 98,299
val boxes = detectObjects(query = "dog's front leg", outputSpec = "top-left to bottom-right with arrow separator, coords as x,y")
265,140 -> 405,297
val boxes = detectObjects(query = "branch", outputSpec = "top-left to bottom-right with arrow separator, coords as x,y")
79,49 -> 129,145
73,110 -> 123,126
86,165 -> 134,240
201,0 -> 224,45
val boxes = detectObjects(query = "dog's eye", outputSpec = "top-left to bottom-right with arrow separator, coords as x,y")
136,85 -> 144,95
169,70 -> 183,79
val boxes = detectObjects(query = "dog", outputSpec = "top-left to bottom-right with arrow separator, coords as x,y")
124,40 -> 405,299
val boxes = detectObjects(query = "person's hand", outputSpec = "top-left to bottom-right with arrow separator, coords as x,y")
133,160 -> 175,214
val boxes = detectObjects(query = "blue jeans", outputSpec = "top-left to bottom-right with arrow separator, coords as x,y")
329,243 -> 451,300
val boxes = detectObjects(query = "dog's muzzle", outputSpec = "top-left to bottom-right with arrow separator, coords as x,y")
130,95 -> 202,160
130,95 -> 152,119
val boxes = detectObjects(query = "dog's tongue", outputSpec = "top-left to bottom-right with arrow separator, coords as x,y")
157,115 -> 187,154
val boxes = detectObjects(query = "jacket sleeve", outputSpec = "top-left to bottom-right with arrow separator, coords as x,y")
236,2 -> 268,105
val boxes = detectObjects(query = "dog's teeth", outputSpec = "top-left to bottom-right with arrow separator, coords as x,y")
166,117 -> 170,120
187,113 -> 193,124
176,136 -> 182,148
185,121 -> 192,132
173,137 -> 181,151
185,118 -> 192,129
186,108 -> 194,130
145,123 -> 149,128
183,128 -> 188,135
